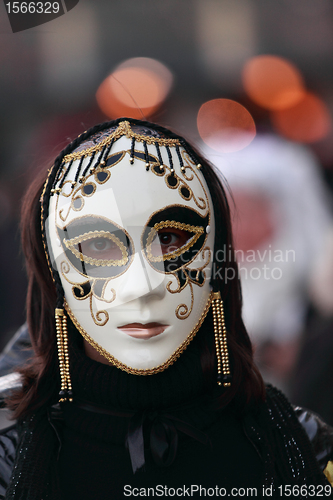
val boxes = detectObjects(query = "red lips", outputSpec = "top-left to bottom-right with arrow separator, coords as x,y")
117,323 -> 168,339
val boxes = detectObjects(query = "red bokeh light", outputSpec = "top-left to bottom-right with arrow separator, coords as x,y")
242,55 -> 305,111
197,99 -> 256,153
271,92 -> 332,143
96,58 -> 173,119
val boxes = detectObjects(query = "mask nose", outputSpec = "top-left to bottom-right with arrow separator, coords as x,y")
116,251 -> 166,304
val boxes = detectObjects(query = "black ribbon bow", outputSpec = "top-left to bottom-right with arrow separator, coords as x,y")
127,410 -> 211,473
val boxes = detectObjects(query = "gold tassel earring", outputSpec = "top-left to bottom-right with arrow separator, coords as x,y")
211,292 -> 232,387
55,308 -> 73,402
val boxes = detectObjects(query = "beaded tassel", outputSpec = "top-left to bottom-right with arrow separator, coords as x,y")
211,292 -> 232,387
55,308 -> 73,402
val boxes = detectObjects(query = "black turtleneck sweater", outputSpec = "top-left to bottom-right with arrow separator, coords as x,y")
58,335 -> 263,499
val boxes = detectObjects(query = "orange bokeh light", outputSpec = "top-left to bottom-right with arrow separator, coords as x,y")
242,55 -> 305,110
197,99 -> 256,153
96,57 -> 173,119
271,92 -> 332,143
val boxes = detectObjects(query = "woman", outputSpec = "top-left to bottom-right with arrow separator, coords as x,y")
3,118 -> 333,499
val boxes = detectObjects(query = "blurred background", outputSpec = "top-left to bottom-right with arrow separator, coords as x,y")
1,0 -> 333,421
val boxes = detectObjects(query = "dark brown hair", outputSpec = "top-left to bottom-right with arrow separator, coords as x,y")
10,118 -> 265,418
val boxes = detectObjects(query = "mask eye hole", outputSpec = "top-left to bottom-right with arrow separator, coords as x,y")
146,221 -> 204,263
64,231 -> 128,267
57,216 -> 134,279
142,206 -> 209,273
150,228 -> 190,258
78,236 -> 124,262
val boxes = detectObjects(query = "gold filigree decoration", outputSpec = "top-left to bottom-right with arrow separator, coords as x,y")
59,182 -> 97,222
71,194 -> 85,213
40,166 -> 56,280
146,221 -> 204,263
57,147 -> 206,223
56,142 -> 208,225
61,180 -> 76,198
62,121 -> 181,164
64,291 -> 213,376
181,151 -> 207,209
180,164 -> 194,182
60,260 -> 116,327
94,168 -> 111,184
166,247 -> 211,319
80,182 -> 96,197
57,149 -> 143,222
63,230 -> 128,267
89,295 -> 109,326
151,161 -> 206,212
56,151 -> 124,222
174,282 -> 194,320
164,175 -> 179,189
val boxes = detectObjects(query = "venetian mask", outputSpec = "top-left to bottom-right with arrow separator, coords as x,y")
46,121 -> 215,374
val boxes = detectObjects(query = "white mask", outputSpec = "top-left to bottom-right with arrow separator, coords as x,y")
46,121 -> 215,374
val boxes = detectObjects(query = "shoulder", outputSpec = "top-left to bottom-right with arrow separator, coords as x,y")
265,385 -> 333,476
0,373 -> 20,500
294,406 -> 333,471
0,323 -> 33,496
0,425 -> 18,499
0,322 -> 30,495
